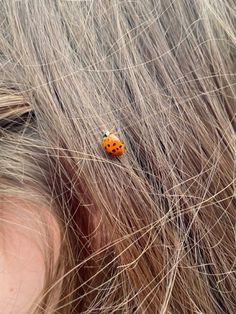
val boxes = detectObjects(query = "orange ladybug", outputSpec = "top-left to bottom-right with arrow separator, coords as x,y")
102,131 -> 125,156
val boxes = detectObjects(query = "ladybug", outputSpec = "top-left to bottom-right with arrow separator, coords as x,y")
102,131 -> 125,156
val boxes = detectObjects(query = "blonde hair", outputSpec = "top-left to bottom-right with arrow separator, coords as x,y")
0,1 -> 235,313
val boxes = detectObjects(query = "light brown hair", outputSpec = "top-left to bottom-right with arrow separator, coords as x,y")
0,1 -> 235,313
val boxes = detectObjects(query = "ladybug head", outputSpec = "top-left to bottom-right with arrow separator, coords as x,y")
103,131 -> 110,138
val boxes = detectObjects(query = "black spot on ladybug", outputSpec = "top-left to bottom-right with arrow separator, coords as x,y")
108,144 -> 110,147
119,145 -> 122,148
116,148 -> 119,151
112,149 -> 116,153
113,143 -> 116,146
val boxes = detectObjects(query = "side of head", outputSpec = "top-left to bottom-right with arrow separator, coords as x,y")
0,1 -> 235,313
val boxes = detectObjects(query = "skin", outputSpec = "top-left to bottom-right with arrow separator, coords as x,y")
0,196 -> 60,314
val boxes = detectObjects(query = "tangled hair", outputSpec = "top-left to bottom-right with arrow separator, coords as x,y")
0,1 -> 235,313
